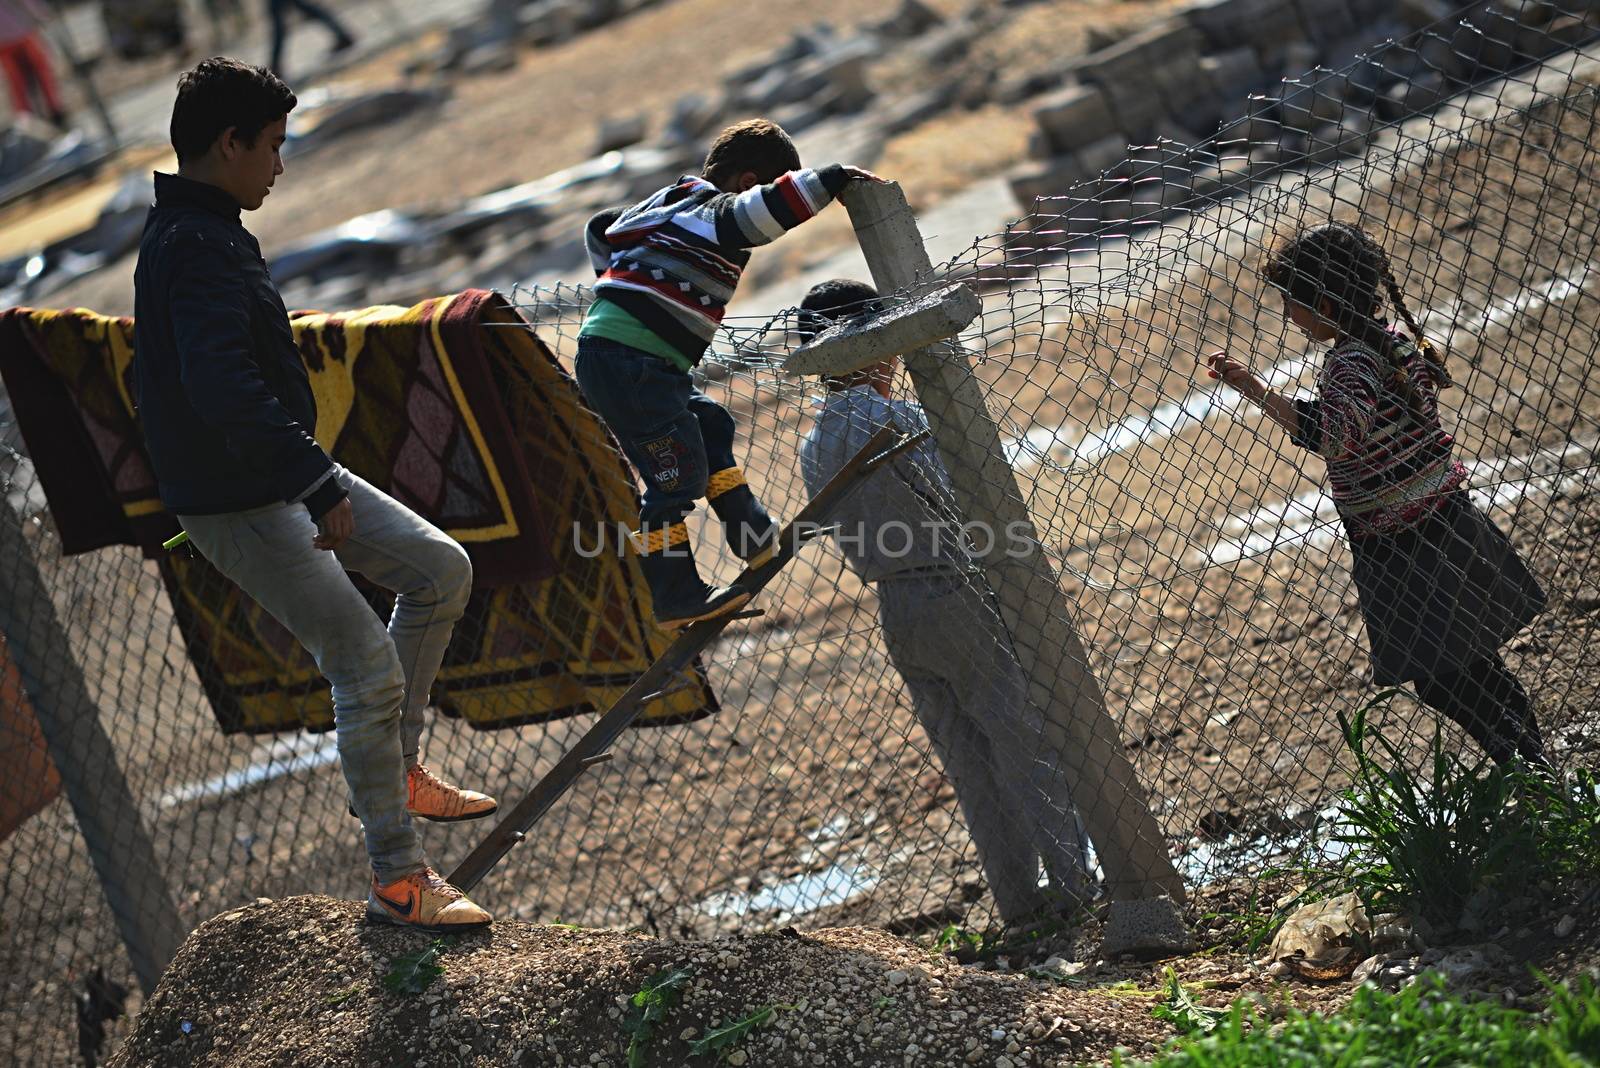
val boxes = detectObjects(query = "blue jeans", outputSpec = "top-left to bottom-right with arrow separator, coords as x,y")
179,467 -> 472,882
574,336 -> 738,532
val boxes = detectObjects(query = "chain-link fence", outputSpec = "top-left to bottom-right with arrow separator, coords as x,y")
5,0 -> 1600,1063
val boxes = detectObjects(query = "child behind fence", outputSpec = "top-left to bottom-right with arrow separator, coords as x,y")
1204,221 -> 1550,769
797,279 -> 1094,923
574,119 -> 882,629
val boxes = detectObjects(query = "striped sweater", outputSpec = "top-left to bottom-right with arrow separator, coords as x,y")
582,165 -> 853,366
1289,334 -> 1466,537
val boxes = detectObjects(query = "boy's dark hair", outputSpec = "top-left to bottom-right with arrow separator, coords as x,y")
703,119 -> 801,188
170,57 -> 296,163
1265,221 -> 1451,414
799,280 -> 890,389
797,278 -> 881,342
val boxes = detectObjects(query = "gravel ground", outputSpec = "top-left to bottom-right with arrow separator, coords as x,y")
101,895 -> 1322,1068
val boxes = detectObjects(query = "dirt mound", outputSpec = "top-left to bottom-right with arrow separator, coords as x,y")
106,895 -> 1188,1067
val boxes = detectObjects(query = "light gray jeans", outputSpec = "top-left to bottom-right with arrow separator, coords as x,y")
878,571 -> 1093,922
179,467 -> 472,883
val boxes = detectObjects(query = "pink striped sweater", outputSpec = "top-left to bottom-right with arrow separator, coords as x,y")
1289,334 -> 1467,537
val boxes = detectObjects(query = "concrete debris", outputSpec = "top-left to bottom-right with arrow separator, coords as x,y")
594,114 -> 648,154
1099,895 -> 1193,961
285,85 -> 452,158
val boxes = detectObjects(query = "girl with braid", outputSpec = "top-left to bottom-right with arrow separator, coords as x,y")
1204,221 -> 1550,769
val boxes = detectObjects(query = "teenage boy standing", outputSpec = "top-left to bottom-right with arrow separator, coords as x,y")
133,58 -> 492,930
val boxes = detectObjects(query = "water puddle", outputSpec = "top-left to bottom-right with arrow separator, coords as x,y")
1172,804 -> 1349,886
158,732 -> 340,810
694,811 -> 890,920
697,861 -> 880,920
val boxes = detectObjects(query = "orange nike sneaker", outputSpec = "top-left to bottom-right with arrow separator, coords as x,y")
407,763 -> 498,823
367,867 -> 492,930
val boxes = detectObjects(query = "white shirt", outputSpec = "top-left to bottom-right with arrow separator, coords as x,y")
799,385 -> 968,582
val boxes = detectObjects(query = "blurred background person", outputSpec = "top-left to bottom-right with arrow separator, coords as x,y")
266,0 -> 355,77
0,0 -> 67,128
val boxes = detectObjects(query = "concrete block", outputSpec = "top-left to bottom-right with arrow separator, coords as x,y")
1275,91 -> 1318,132
1305,110 -> 1372,164
879,83 -> 959,137
1449,13 -> 1520,75
1033,83 -> 1119,155
1007,155 -> 1088,210
1078,133 -> 1134,179
1292,0 -> 1358,44
1200,47 -> 1267,103
1077,19 -> 1205,90
911,19 -> 981,65
785,284 -> 981,376
594,114 -> 646,154
661,92 -> 721,146
1011,151 -> 1100,206
1217,108 -> 1287,148
576,0 -> 624,29
994,66 -> 1070,105
1008,135 -> 1130,209
1540,14 -> 1600,51
1379,70 -> 1446,118
1186,0 -> 1302,50
1398,0 -> 1455,28
1278,40 -> 1323,79
519,0 -> 582,46
1101,895 -> 1194,960
1517,11 -> 1596,56
871,0 -> 945,39
1100,82 -> 1169,142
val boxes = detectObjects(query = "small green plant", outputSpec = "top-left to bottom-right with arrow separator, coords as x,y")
1322,694 -> 1600,933
1540,973 -> 1600,1062
1150,968 -> 1228,1036
622,965 -> 693,1068
1330,695 -> 1536,927
1527,767 -> 1600,878
382,939 -> 447,995
687,1004 -> 795,1060
1108,974 -> 1600,1067
323,981 -> 362,1005
927,922 -> 985,957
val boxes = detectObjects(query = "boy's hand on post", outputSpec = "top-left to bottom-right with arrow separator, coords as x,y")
314,497 -> 354,551
842,165 -> 890,184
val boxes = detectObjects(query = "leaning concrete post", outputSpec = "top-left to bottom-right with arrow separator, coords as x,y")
0,501 -> 186,993
839,181 -> 1186,912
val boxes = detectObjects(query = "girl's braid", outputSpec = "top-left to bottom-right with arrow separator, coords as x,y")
1336,226 -> 1422,416
1376,247 -> 1452,390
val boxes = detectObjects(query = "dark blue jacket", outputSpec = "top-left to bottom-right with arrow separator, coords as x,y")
132,172 -> 346,520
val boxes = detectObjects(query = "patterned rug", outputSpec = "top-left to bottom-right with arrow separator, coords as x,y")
0,638 -> 59,844
0,291 -> 715,732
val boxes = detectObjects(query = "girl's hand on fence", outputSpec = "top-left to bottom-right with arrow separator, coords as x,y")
1204,350 -> 1264,402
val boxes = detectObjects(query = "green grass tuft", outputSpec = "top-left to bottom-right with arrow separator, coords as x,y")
1108,975 -> 1600,1067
